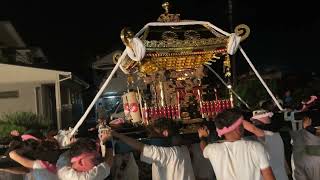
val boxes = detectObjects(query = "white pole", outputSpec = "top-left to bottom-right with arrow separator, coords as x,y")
70,51 -> 127,136
55,74 -> 62,130
239,46 -> 284,111
135,24 -> 149,37
137,86 -> 145,123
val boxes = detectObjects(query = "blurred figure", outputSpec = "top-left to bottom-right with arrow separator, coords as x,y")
189,143 -> 216,180
111,152 -> 139,180
243,111 -> 289,180
291,116 -> 320,180
283,90 -> 294,109
8,137 -> 60,180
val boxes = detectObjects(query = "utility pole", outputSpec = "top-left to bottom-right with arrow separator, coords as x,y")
227,0 -> 237,87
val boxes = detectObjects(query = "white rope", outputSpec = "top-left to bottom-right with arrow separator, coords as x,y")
135,24 -> 149,37
126,38 -> 145,61
204,21 -> 230,36
239,46 -> 284,111
70,51 -> 127,136
204,64 -> 251,110
227,33 -> 241,55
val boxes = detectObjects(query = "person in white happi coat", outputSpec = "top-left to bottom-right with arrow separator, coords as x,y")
198,108 -> 275,180
107,118 -> 195,180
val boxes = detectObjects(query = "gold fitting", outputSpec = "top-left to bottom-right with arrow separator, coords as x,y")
121,27 -> 134,48
234,24 -> 250,42
127,75 -> 134,84
162,1 -> 170,14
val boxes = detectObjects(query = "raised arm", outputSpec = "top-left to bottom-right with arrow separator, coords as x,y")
261,167 -> 276,180
111,131 -> 144,152
198,126 -> 210,152
9,150 -> 35,169
99,131 -> 114,167
242,120 -> 265,137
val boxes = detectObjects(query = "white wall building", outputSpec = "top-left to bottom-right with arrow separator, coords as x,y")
0,63 -> 89,129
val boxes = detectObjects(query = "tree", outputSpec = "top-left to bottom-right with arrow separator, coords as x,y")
235,78 -> 278,109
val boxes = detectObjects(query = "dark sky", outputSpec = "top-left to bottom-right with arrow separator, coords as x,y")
1,0 -> 319,84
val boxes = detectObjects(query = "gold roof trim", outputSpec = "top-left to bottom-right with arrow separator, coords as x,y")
140,52 -> 223,74
145,49 -> 226,57
143,37 -> 228,49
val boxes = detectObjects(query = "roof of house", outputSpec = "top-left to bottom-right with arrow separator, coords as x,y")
0,63 -> 89,88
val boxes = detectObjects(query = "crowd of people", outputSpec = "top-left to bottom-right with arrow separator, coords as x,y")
1,93 -> 320,180
1,127 -> 112,180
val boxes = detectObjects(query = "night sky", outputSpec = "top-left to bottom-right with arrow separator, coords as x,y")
1,0 -> 319,84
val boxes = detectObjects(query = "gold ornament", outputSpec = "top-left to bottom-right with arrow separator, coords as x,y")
234,24 -> 250,42
139,61 -> 159,75
157,1 -> 180,22
223,55 -> 232,78
120,27 -> 134,48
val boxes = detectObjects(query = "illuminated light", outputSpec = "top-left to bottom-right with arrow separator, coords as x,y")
227,85 -> 232,89
177,77 -> 186,80
104,96 -> 118,99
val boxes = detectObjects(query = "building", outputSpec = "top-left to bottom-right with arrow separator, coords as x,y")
0,63 -> 89,130
0,21 -> 47,65
91,50 -> 128,120
92,49 -> 128,93
0,21 -> 89,129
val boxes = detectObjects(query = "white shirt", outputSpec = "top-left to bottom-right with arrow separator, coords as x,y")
32,160 -> 58,180
56,151 -> 110,180
260,131 -> 288,180
203,140 -> 270,180
141,145 -> 195,180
